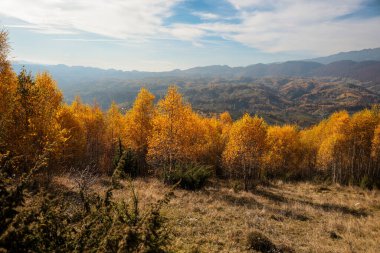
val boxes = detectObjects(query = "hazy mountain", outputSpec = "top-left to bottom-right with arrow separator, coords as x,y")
11,63 -> 155,90
183,77 -> 380,126
12,47 -> 380,84
12,59 -> 380,83
238,61 -> 324,78
307,48 -> 380,64
11,50 -> 380,126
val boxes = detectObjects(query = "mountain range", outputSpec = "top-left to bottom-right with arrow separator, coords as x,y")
12,48 -> 380,126
307,48 -> 380,64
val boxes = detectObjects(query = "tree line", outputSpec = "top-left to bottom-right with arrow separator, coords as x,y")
1,30 -> 380,189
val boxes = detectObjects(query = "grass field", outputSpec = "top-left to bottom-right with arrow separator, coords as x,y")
55,176 -> 380,253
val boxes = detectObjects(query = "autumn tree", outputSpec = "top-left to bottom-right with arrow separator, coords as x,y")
263,125 -> 302,179
371,123 -> 380,185
220,111 -> 233,125
147,86 -> 185,175
106,102 -> 125,145
201,117 -> 224,176
68,97 -> 107,172
147,86 -> 209,178
298,121 -> 327,178
0,30 -> 18,152
124,88 -> 155,175
312,109 -> 380,186
31,72 -> 65,154
104,102 -> 126,173
199,112 -> 234,177
1,68 -> 65,175
315,111 -> 350,183
1,31 -> 66,175
347,108 -> 379,186
223,113 -> 267,190
56,104 -> 86,167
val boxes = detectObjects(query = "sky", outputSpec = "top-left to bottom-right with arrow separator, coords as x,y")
1,0 -> 380,71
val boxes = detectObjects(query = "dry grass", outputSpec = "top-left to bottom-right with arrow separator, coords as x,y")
54,176 -> 380,253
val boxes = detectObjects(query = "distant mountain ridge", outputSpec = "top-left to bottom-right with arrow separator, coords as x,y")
12,60 -> 380,85
307,48 -> 380,64
12,47 -> 380,80
11,48 -> 380,126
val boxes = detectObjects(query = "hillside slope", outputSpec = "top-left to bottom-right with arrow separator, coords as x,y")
12,60 -> 380,126
184,77 -> 380,126
54,176 -> 380,253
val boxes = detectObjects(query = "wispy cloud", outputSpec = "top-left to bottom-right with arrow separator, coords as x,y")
1,0 -> 379,56
193,0 -> 380,55
52,38 -> 126,43
4,24 -> 78,34
163,24 -> 206,44
0,0 -> 179,39
170,0 -> 380,54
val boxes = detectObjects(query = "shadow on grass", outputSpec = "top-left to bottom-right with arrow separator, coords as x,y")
297,199 -> 368,217
252,187 -> 368,218
253,188 -> 289,203
275,208 -> 311,221
211,190 -> 312,222
220,192 -> 264,209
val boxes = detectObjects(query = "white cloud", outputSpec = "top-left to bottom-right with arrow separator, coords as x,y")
4,24 -> 78,35
163,24 -> 206,42
192,12 -> 220,20
208,0 -> 380,55
1,0 -> 379,56
228,0 -> 278,9
0,0 -> 179,39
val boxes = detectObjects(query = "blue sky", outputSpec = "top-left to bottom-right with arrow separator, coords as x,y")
1,0 -> 379,71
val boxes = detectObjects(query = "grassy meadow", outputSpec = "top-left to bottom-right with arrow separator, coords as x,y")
54,176 -> 380,253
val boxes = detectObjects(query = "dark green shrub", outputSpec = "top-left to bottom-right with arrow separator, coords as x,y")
113,147 -> 138,177
123,148 -> 139,177
359,175 -> 375,189
0,154 -> 173,253
0,152 -> 47,236
112,151 -> 127,189
246,231 -> 294,253
165,164 -> 212,190
230,180 -> 243,193
246,231 -> 276,252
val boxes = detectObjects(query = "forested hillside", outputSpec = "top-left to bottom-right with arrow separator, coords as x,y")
13,59 -> 380,126
2,29 -> 380,189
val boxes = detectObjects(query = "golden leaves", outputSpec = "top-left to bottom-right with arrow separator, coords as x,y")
223,114 -> 267,176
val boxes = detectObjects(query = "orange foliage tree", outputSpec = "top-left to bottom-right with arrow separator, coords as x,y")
223,113 -> 267,190
147,87 -> 209,178
263,125 -> 302,179
124,88 -> 155,174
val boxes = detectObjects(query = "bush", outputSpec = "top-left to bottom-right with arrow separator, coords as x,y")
0,155 -> 173,252
246,231 -> 277,252
230,180 -> 243,193
246,231 -> 294,253
113,147 -> 138,177
165,164 -> 212,190
1,188 -> 173,252
359,175 -> 376,190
